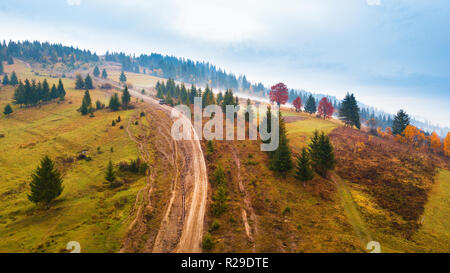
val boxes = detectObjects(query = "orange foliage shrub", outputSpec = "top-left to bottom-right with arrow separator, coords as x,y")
429,132 -> 441,152
444,132 -> 450,157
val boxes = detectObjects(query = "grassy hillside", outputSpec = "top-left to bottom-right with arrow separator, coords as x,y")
0,61 -> 148,252
329,126 -> 450,252
202,111 -> 364,253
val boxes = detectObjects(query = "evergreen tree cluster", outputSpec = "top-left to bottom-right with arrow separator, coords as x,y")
75,74 -> 93,89
14,78 -> 66,106
105,51 -> 266,93
155,78 -> 237,108
2,71 -> 19,85
0,40 -> 99,64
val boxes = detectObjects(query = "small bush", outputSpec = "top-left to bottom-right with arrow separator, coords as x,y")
119,125 -> 124,129
209,220 -> 220,232
202,233 -> 214,250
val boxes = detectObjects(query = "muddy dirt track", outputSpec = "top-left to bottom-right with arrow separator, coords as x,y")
123,87 -> 208,253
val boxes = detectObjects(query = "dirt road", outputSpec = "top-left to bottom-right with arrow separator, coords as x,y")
126,87 -> 208,253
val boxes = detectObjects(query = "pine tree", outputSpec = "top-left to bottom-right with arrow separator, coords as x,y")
294,148 -> 314,187
93,66 -> 100,77
308,131 -> 335,177
3,104 -> 13,116
392,109 -> 410,135
50,84 -> 58,99
57,79 -> 66,99
0,61 -> 3,75
109,93 -> 120,111
121,85 -> 131,109
339,93 -> 360,129
28,155 -> 63,208
9,71 -> 18,85
304,94 -> 317,115
105,160 -> 116,187
119,71 -> 127,83
2,73 -> 9,85
211,185 -> 228,217
101,69 -> 108,79
270,113 -> 293,176
245,98 -> 254,123
84,74 -> 93,89
41,79 -> 50,101
75,74 -> 84,89
80,90 -> 92,115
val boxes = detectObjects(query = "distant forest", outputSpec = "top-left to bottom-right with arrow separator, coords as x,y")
1,40 -> 447,136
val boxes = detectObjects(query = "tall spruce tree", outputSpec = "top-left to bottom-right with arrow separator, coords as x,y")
57,79 -> 66,99
304,94 -> 317,115
105,160 -> 116,187
9,71 -> 18,85
294,148 -> 314,187
93,66 -> 100,77
80,89 -> 92,115
75,74 -> 85,89
28,155 -> 63,208
339,93 -> 360,129
109,93 -> 120,111
122,85 -> 131,109
392,109 -> 410,135
50,84 -> 58,99
2,73 -> 9,85
101,69 -> 108,79
308,130 -> 335,177
84,74 -> 93,89
270,112 -> 293,176
119,71 -> 127,83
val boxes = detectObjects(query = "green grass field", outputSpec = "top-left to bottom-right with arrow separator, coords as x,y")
282,110 -> 340,154
0,62 -> 147,252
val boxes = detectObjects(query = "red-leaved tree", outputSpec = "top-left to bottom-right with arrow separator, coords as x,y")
293,96 -> 302,112
269,82 -> 289,106
318,97 -> 334,119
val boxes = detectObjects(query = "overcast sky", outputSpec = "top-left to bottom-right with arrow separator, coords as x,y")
0,0 -> 449,126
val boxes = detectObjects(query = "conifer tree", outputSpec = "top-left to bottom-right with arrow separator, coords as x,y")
57,79 -> 66,99
0,61 -> 3,75
105,160 -> 116,187
392,109 -> 410,135
109,93 -> 120,111
2,73 -> 9,85
50,84 -> 58,99
304,94 -> 317,115
75,74 -> 84,89
93,66 -> 100,77
80,89 -> 92,115
119,71 -> 127,83
9,71 -> 18,85
294,148 -> 314,187
121,85 -> 131,109
84,74 -> 93,89
270,113 -> 293,176
245,98 -> 254,123
28,155 -> 63,208
3,104 -> 13,116
42,79 -> 50,101
308,131 -> 335,177
339,93 -> 360,129
101,69 -> 108,79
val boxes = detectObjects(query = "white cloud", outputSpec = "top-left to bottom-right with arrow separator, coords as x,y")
67,0 -> 81,6
366,0 -> 381,6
